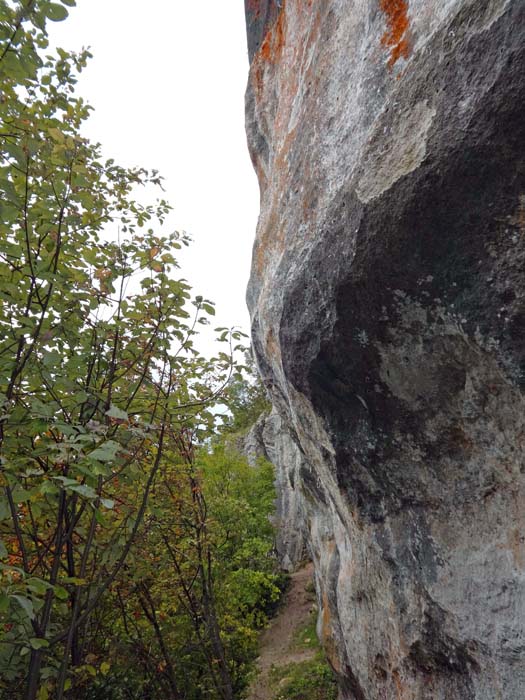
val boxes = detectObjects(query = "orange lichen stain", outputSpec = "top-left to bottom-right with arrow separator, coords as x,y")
392,668 -> 411,700
508,528 -> 525,569
265,327 -> 280,362
259,1 -> 286,63
379,0 -> 410,68
251,4 -> 286,97
254,207 -> 284,275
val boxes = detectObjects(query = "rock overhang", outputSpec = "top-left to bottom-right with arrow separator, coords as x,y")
244,1 -> 525,697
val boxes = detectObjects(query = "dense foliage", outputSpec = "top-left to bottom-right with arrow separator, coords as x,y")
271,658 -> 337,700
83,445 -> 281,700
220,353 -> 270,436
0,2 -> 280,699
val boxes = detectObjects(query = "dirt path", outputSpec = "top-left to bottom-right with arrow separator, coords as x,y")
247,562 -> 316,700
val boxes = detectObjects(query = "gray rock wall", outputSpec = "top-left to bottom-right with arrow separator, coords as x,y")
244,1 -> 525,698
240,410 -> 308,571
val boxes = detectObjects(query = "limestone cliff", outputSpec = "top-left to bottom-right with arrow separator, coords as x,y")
240,409 -> 308,571
244,1 -> 525,698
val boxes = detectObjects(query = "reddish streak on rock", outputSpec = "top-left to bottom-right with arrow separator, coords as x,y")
247,0 -> 262,19
380,0 -> 410,68
260,1 -> 286,62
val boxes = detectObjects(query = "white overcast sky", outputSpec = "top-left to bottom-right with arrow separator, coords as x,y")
49,0 -> 259,352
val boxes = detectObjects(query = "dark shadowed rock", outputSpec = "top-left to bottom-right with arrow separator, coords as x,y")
244,0 -> 525,698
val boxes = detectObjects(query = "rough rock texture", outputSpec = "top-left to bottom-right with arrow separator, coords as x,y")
240,409 -> 308,571
244,1 -> 525,698
244,0 -> 282,61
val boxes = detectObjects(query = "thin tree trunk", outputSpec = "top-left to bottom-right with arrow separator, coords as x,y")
138,586 -> 181,700
26,651 -> 43,700
200,558 -> 234,700
26,492 -> 67,700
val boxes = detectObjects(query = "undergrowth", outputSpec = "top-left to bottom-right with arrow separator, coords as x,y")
268,608 -> 337,700
269,655 -> 337,700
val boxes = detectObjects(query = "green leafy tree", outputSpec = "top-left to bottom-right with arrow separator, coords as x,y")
81,436 -> 280,700
220,350 -> 270,436
0,3 -> 242,697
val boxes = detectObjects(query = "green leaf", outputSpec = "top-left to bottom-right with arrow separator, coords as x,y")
11,487 -> 32,503
42,349 -> 62,368
45,3 -> 69,21
105,405 -> 128,421
59,576 -> 86,586
0,500 -> 10,522
92,462 -> 112,477
53,585 -> 68,600
54,477 -> 78,488
30,397 -> 54,418
39,481 -> 59,496
27,578 -> 52,595
94,508 -> 109,526
89,440 -> 120,462
11,595 -> 35,620
68,483 -> 97,499
0,594 -> 9,612
30,638 -> 49,650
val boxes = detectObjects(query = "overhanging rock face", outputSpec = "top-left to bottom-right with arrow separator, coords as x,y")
244,1 -> 525,698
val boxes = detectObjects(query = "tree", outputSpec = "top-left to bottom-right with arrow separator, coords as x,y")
89,435 -> 280,700
219,349 -> 270,436
0,2 -> 241,697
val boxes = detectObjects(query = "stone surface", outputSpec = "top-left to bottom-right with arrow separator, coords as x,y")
244,1 -> 525,698
240,409 -> 308,571
244,0 -> 282,62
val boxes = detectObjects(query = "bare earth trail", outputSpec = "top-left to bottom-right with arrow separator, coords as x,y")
247,562 -> 316,700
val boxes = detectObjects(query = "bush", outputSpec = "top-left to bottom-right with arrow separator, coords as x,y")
271,657 -> 338,700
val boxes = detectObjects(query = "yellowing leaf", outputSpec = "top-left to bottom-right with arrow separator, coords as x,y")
37,686 -> 49,700
47,127 -> 65,143
100,661 -> 110,676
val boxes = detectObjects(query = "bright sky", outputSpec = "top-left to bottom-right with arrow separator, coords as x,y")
49,0 -> 259,352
